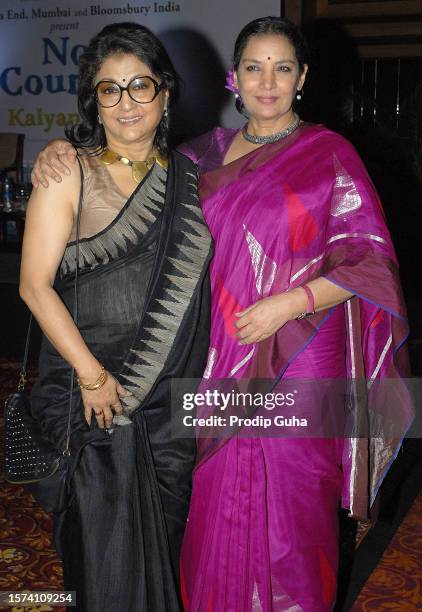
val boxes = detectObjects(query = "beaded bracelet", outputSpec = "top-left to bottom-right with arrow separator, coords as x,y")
77,365 -> 108,391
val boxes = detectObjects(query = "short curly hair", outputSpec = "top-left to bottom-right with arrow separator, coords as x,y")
66,22 -> 179,156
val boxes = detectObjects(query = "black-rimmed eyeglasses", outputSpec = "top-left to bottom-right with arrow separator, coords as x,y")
94,76 -> 164,108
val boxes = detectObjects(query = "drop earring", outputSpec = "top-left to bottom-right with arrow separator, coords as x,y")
296,89 -> 303,101
163,94 -> 169,119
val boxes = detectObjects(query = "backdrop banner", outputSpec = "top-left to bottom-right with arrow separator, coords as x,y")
0,0 -> 281,162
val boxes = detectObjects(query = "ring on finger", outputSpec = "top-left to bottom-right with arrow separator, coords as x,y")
94,410 -> 103,416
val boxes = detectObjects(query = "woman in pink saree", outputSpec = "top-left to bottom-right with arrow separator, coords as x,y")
32,17 -> 412,611
178,17 -> 412,611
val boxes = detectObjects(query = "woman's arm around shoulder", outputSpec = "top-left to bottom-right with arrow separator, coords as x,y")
31,139 -> 77,188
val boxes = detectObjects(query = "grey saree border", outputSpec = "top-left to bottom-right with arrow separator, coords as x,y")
117,151 -> 213,418
60,162 -> 167,276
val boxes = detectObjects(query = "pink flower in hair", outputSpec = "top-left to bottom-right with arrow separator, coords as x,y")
225,69 -> 239,94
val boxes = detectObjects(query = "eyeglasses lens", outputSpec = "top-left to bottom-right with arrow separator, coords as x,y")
96,77 -> 157,107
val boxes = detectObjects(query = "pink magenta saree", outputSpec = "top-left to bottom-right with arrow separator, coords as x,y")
178,123 -> 412,611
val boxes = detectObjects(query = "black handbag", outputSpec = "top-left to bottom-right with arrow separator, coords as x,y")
4,161 -> 83,513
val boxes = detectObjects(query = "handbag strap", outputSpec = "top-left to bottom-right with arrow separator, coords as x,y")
17,314 -> 33,391
63,157 -> 83,455
18,157 -> 84,455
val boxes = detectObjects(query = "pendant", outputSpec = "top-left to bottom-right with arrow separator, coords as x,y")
100,149 -> 119,165
132,160 -> 153,184
100,148 -> 168,184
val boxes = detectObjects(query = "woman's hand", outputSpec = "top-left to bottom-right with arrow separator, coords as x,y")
80,372 -> 129,429
234,279 -> 354,345
235,292 -> 302,345
31,139 -> 77,188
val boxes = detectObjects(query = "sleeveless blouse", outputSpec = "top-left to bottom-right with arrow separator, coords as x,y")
60,152 -> 167,277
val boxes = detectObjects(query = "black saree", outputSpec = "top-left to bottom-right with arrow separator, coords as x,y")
28,151 -> 212,611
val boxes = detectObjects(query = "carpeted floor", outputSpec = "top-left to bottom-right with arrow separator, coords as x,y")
351,491 -> 422,610
0,358 -> 421,611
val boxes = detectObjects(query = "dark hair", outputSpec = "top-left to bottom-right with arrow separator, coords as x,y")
233,16 -> 308,115
66,22 -> 179,155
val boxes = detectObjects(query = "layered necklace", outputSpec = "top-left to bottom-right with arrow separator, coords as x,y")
100,148 -> 168,184
242,113 -> 300,145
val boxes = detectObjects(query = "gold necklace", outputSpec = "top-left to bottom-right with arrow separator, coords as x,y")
100,148 -> 168,184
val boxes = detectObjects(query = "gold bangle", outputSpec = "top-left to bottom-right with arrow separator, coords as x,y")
77,365 -> 108,391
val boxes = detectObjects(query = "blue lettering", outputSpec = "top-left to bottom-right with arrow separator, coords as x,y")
0,67 -> 22,95
25,74 -> 43,95
45,74 -> 65,94
42,37 -> 69,65
68,74 -> 78,95
71,44 -> 86,66
0,63 -> 79,96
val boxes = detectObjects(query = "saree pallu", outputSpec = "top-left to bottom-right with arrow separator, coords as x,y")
29,151 -> 212,612
178,124 -> 413,611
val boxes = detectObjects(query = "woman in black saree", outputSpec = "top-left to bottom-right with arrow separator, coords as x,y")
19,23 -> 212,611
